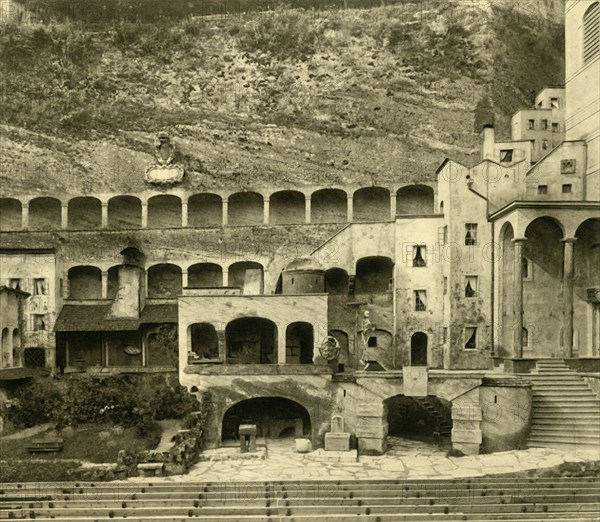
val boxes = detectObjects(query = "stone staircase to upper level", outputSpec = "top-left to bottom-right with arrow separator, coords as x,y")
412,396 -> 452,447
526,359 -> 600,452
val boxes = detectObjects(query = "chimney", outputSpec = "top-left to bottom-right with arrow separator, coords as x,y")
481,124 -> 495,161
108,245 -> 146,319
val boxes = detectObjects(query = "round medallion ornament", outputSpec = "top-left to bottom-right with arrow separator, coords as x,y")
319,336 -> 340,362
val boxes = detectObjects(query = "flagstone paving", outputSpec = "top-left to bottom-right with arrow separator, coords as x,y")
131,436 -> 600,483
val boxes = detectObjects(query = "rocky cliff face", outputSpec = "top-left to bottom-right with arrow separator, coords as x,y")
0,1 -> 564,194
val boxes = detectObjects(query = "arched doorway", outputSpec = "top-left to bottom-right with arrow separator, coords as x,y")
221,397 -> 311,442
286,322 -> 313,364
225,317 -> 276,364
355,257 -> 394,295
385,394 -> 452,448
410,332 -> 428,366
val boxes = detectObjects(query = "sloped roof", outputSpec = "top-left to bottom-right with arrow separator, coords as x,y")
54,303 -> 178,332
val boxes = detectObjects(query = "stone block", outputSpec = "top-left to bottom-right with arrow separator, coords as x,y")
451,428 -> 482,444
325,432 -> 350,452
356,418 -> 388,439
452,442 -> 480,455
137,462 -> 164,477
358,436 -> 387,455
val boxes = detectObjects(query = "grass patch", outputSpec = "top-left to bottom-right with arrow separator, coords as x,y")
0,422 -> 161,464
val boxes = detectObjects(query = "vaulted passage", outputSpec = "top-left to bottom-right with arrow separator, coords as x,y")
147,264 -> 182,298
29,197 -> 61,230
312,189 -> 347,223
285,322 -> 314,364
386,395 -> 452,446
0,198 -> 22,231
225,317 -> 276,364
270,191 -> 305,224
188,193 -> 222,227
355,256 -> 394,295
396,185 -> 435,215
229,262 -> 264,294
353,187 -> 390,222
222,397 -> 311,441
148,195 -> 182,229
325,268 -> 349,295
68,197 -> 102,230
108,196 -> 142,229
68,266 -> 102,300
188,263 -> 222,288
228,192 -> 263,226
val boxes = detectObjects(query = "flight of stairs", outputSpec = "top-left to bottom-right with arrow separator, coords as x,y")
1,477 -> 598,520
412,396 -> 452,446
526,359 -> 600,452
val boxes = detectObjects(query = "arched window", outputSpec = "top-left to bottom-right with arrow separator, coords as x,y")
583,2 -> 599,64
68,266 -> 102,299
147,264 -> 182,298
0,198 -> 22,231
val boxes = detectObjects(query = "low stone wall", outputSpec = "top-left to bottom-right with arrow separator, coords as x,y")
118,412 -> 204,477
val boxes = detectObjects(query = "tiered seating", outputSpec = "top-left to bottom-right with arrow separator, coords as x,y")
1,477 -> 598,520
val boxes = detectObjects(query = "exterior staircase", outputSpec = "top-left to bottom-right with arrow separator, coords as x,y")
526,359 -> 600,452
412,396 -> 452,446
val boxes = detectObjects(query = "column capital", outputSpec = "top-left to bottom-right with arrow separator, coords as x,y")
101,201 -> 109,207
561,237 -> 577,244
511,237 -> 527,244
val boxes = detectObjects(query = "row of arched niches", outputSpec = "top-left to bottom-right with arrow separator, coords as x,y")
0,185 -> 436,231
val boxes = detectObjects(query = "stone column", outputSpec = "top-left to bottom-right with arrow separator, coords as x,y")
263,197 -> 270,225
562,237 -> 577,358
63,272 -> 70,299
61,204 -> 68,229
101,271 -> 108,299
305,195 -> 312,224
101,202 -> 109,229
347,195 -> 353,222
222,268 -> 229,287
390,192 -> 397,220
182,269 -> 189,289
277,328 -> 286,365
512,238 -> 526,358
181,202 -> 188,227
141,203 -> 148,228
222,200 -> 228,227
21,203 -> 29,229
217,331 -> 227,361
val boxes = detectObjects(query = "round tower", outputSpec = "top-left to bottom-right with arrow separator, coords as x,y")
282,256 -> 325,294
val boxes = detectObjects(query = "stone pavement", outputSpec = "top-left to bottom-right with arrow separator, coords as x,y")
142,436 -> 600,483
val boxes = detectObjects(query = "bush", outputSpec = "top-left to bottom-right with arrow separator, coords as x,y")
7,375 -> 197,430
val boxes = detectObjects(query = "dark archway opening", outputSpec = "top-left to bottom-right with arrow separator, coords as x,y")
147,264 -> 182,298
270,191 -> 305,224
147,195 -> 182,229
396,185 -> 435,215
325,268 -> 349,295
229,262 -> 264,294
108,196 -> 142,229
29,197 -> 61,230
188,193 -> 222,227
286,322 -> 313,364
0,198 -> 22,231
353,187 -> 390,222
312,189 -> 347,223
386,395 -> 452,447
190,323 -> 219,360
68,266 -> 102,300
355,257 -> 394,295
226,317 -> 276,364
222,397 -> 311,442
188,263 -> 222,288
411,332 -> 428,366
228,192 -> 263,226
68,197 -> 102,230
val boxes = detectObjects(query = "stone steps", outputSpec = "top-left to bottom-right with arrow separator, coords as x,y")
525,360 -> 600,450
1,478 -> 598,521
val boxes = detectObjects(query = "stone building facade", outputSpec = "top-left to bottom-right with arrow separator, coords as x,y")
0,1 -> 598,455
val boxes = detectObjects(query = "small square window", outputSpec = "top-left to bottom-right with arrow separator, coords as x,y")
33,278 -> 47,296
541,119 -> 548,130
32,314 -> 47,331
562,184 -> 572,194
542,139 -> 549,150
464,327 -> 477,349
522,257 -> 533,281
412,245 -> 426,267
552,122 -> 560,133
550,97 -> 559,109
527,120 -> 535,130
443,327 -> 448,344
414,290 -> 427,312
500,149 -> 513,163
9,278 -> 22,291
367,337 -> 377,348
465,223 -> 478,246
465,276 -> 478,298
538,185 -> 548,195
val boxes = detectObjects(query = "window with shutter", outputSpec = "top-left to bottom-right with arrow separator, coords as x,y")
583,3 -> 599,64
414,290 -> 427,311
465,276 -> 478,297
464,327 -> 477,349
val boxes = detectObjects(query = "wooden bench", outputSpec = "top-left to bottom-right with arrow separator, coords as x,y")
26,438 -> 64,453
